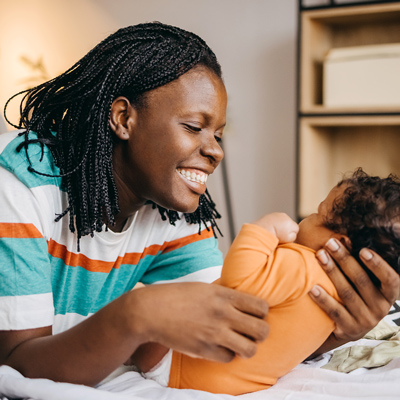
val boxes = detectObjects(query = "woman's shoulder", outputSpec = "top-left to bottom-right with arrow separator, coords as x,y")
0,130 -> 62,190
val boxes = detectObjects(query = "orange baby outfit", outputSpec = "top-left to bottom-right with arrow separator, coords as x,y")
169,223 -> 339,395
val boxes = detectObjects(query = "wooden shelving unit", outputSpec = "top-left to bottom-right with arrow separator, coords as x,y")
297,0 -> 400,218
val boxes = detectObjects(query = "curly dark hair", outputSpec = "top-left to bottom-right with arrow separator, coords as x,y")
323,168 -> 400,285
4,22 -> 223,246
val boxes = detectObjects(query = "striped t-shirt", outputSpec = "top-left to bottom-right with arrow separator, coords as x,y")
0,131 -> 223,333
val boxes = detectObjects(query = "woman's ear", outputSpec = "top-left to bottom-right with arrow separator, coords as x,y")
109,96 -> 137,140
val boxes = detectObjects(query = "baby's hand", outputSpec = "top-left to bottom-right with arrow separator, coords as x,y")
252,212 -> 299,243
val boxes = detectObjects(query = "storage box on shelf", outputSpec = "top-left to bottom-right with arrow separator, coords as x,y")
323,43 -> 400,107
297,1 -> 400,219
300,2 -> 400,113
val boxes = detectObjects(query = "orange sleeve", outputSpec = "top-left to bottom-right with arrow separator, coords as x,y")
220,223 -> 279,290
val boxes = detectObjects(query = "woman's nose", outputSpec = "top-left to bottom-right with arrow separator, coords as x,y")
201,134 -> 224,165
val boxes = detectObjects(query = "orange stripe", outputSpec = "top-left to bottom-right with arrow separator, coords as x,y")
162,228 -> 214,253
48,239 -> 116,273
47,228 -> 213,273
0,223 -> 43,239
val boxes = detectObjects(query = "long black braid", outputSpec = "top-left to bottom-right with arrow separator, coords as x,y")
4,22 -> 223,245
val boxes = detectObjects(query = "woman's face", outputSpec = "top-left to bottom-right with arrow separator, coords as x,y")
113,66 -> 227,214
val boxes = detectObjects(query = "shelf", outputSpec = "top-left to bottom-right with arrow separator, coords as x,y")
300,2 -> 400,111
298,115 -> 400,218
297,2 -> 400,219
300,0 -> 400,11
300,105 -> 400,115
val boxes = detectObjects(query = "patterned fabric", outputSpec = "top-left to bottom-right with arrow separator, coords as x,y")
384,300 -> 400,326
0,131 -> 222,333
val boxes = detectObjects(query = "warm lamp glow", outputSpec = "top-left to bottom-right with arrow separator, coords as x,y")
0,0 -> 117,129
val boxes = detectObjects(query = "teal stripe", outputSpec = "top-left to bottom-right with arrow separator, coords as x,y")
0,237 -> 52,296
50,255 -> 154,316
141,237 -> 222,284
50,238 -> 222,316
0,132 -> 62,189
0,229 -> 222,317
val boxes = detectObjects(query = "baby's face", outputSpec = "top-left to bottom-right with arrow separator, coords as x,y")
295,184 -> 347,251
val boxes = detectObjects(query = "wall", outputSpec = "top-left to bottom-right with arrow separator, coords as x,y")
0,0 -> 297,255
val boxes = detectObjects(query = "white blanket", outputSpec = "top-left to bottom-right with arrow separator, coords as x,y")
1,338 -> 400,400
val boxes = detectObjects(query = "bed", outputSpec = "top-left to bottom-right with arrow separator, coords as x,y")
1,305 -> 400,400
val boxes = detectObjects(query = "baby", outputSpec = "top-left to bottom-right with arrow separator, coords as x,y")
131,168 -> 400,395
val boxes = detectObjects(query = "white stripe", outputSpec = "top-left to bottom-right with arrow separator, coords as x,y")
0,164 -> 212,261
53,312 -> 93,334
0,293 -> 54,330
50,205 -> 210,261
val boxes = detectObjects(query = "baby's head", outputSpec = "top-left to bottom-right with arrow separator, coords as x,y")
296,168 -> 400,282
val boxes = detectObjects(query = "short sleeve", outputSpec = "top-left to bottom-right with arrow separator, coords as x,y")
0,166 -> 54,330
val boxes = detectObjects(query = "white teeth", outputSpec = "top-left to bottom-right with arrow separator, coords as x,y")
178,169 -> 208,184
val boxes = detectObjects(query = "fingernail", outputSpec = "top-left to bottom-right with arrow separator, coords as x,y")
310,286 -> 321,297
316,249 -> 329,265
326,238 -> 339,251
360,248 -> 373,260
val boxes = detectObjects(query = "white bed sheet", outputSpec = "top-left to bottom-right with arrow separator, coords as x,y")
1,338 -> 400,400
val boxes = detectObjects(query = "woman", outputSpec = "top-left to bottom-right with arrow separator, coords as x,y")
0,22 -> 398,388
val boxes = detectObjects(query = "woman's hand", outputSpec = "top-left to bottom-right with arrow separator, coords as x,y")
0,282 -> 268,386
309,238 -> 400,353
129,282 -> 269,363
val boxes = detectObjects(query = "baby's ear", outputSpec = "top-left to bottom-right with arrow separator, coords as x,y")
338,235 -> 352,251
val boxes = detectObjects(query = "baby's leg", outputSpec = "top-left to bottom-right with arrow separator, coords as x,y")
127,342 -> 169,373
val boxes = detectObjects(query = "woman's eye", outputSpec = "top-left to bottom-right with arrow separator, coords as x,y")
184,124 -> 201,132
214,136 -> 222,143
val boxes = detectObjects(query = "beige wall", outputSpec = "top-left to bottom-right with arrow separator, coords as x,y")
0,0 -> 297,255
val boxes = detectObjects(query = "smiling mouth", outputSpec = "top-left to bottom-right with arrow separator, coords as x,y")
177,168 -> 208,184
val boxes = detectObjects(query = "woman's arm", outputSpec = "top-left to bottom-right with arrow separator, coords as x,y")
309,238 -> 400,356
0,282 -> 269,386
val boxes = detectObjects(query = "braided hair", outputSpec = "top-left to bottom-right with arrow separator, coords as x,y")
4,22 -> 223,245
323,168 -> 400,286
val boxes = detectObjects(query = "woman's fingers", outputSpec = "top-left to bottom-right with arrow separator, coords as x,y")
310,238 -> 400,342
322,239 -> 397,315
314,243 -> 368,319
182,325 -> 261,363
133,282 -> 269,363
359,248 -> 400,304
309,284 -> 358,339
229,304 -> 270,344
229,288 -> 269,321
323,239 -> 379,299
